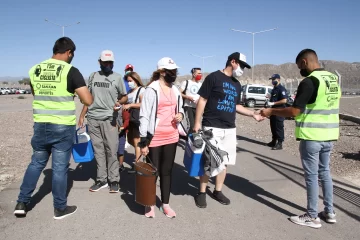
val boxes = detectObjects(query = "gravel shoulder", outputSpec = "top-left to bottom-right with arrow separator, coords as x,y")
0,95 -> 359,191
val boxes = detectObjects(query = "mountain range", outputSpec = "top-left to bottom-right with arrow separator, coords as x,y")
2,60 -> 360,90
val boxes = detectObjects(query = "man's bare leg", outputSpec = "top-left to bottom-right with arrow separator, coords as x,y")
215,168 -> 226,191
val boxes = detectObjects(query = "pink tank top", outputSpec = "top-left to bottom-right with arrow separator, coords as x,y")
149,88 -> 179,147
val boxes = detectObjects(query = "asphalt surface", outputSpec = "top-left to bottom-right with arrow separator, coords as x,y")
0,131 -> 359,240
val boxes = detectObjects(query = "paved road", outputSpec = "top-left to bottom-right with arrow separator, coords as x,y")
0,132 -> 359,240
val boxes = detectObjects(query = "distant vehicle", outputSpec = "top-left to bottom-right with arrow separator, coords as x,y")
0,88 -> 11,95
241,84 -> 273,108
16,89 -> 26,94
24,89 -> 32,94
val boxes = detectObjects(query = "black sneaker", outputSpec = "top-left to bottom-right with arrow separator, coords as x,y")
212,190 -> 230,205
272,141 -> 283,150
267,140 -> 276,147
119,164 -> 126,173
109,182 -> 119,193
14,202 -> 27,217
89,181 -> 108,192
53,206 -> 77,220
194,192 -> 207,208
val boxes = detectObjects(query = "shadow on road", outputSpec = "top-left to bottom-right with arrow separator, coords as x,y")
237,135 -> 266,146
170,162 -> 199,197
340,151 -> 360,161
223,173 -> 306,216
252,155 -> 360,222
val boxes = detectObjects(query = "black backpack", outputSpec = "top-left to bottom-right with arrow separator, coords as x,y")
181,80 -> 189,108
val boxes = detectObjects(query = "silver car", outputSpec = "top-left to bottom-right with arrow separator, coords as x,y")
241,84 -> 273,108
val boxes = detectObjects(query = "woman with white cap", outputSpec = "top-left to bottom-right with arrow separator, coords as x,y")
138,57 -> 184,218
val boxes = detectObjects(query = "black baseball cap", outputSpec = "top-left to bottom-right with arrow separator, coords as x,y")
228,52 -> 251,69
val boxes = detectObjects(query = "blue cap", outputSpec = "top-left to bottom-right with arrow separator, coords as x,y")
269,74 -> 280,80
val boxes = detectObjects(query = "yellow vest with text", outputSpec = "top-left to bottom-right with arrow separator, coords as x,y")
295,70 -> 341,141
29,58 -> 76,125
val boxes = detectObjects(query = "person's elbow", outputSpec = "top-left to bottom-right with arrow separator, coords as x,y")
82,94 -> 93,106
76,86 -> 93,106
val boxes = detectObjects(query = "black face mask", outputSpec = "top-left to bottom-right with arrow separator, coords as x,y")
164,70 -> 177,83
300,69 -> 309,77
100,65 -> 113,74
67,54 -> 74,64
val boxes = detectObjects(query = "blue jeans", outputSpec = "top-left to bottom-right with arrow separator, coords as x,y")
17,123 -> 75,210
299,140 -> 334,218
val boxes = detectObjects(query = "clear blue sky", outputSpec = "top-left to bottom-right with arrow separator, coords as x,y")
0,0 -> 359,79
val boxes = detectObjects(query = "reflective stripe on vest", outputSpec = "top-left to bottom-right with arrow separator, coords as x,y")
295,70 -> 341,141
302,109 -> 339,115
33,109 -> 76,115
29,58 -> 75,125
33,96 -> 74,101
295,122 -> 339,128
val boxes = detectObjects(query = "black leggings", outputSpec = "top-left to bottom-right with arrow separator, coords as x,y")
148,142 -> 177,204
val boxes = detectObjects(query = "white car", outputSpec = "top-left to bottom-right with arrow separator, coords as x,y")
0,88 -> 11,95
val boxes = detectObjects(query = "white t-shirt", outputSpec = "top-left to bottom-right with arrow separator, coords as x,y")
180,80 -> 202,108
127,87 -> 145,104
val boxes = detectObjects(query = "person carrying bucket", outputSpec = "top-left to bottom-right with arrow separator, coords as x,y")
78,50 -> 128,193
138,57 -> 184,218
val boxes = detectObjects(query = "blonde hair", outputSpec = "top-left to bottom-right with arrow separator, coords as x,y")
127,72 -> 144,87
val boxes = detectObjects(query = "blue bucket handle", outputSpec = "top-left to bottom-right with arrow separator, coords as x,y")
75,125 -> 89,144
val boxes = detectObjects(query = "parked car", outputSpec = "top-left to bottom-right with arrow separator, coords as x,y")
24,89 -> 32,94
241,84 -> 273,108
0,88 -> 11,95
16,89 -> 26,94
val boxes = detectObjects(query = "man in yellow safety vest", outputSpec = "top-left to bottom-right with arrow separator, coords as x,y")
14,37 -> 93,220
261,49 -> 341,229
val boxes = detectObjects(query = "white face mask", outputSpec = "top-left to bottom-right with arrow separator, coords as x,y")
128,81 -> 136,89
232,65 -> 244,78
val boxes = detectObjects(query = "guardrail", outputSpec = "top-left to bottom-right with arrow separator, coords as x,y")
340,113 -> 360,124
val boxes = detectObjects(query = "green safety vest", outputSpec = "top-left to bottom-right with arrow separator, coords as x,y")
295,70 -> 341,141
29,58 -> 76,125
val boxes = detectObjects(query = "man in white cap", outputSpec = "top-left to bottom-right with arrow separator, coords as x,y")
193,52 -> 264,208
78,50 -> 128,193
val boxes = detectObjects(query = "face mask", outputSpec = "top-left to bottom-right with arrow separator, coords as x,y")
232,65 -> 243,78
100,65 -> 113,74
300,69 -> 309,77
272,80 -> 278,86
195,74 -> 202,81
128,81 -> 136,89
164,70 -> 177,83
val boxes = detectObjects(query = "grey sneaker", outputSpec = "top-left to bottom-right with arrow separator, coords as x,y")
289,213 -> 322,229
89,181 -> 108,192
321,211 -> 336,223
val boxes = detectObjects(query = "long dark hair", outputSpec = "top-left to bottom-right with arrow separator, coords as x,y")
147,69 -> 164,86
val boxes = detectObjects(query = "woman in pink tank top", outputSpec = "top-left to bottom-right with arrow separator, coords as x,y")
138,57 -> 184,219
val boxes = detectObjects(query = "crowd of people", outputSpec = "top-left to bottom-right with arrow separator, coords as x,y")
13,37 -> 341,229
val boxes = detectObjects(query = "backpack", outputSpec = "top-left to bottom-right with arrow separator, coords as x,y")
182,80 -> 189,108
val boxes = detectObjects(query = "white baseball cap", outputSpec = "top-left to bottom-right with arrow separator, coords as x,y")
99,50 -> 115,62
157,57 -> 180,70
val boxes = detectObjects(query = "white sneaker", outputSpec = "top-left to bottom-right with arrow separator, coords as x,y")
321,211 -> 336,223
289,213 -> 322,229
